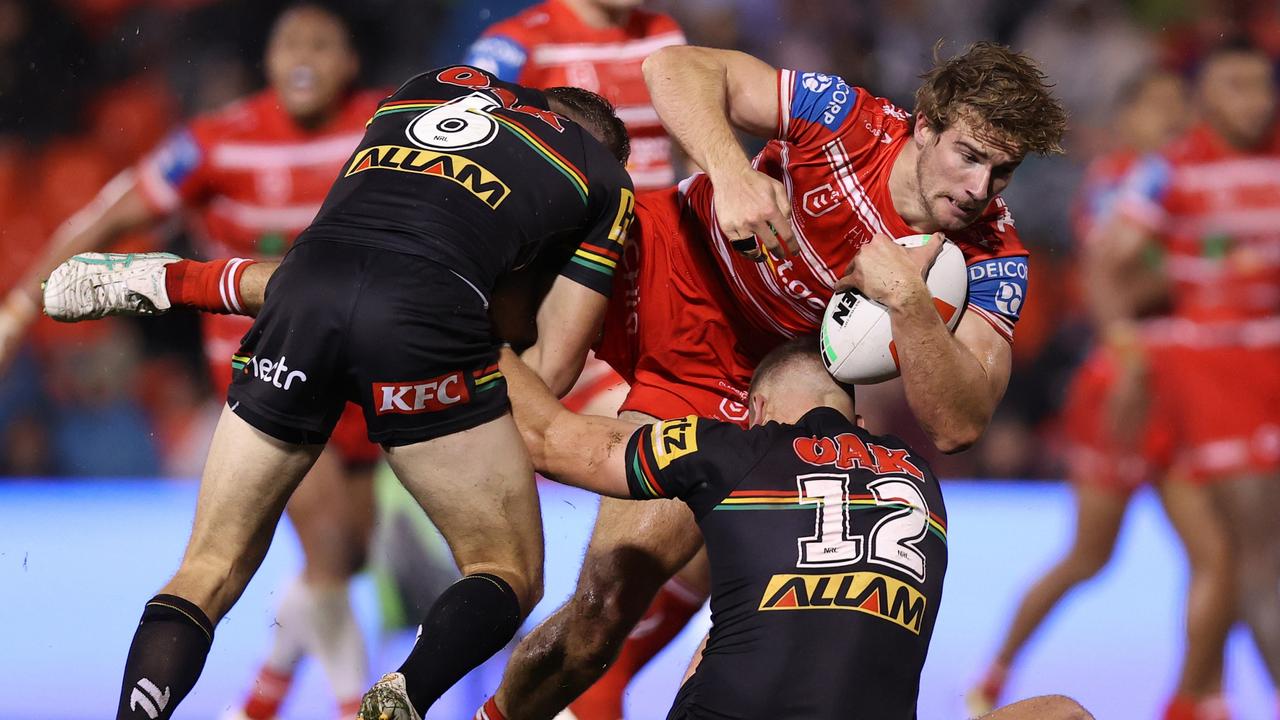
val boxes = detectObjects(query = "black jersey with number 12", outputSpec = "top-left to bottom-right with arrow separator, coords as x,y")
625,407 -> 948,719
295,65 -> 635,297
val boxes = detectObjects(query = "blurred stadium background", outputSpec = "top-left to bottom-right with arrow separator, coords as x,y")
0,0 -> 1277,718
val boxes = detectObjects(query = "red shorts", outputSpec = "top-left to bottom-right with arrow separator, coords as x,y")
596,188 -> 786,425
1060,343 -> 1174,495
204,313 -> 380,464
1148,340 -> 1280,481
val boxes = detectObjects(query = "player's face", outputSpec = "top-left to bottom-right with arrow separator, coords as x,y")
913,115 -> 1022,231
1124,74 -> 1188,152
265,7 -> 358,123
1200,52 -> 1276,150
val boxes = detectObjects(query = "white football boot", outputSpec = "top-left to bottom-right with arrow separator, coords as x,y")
357,673 -> 422,720
42,252 -> 180,321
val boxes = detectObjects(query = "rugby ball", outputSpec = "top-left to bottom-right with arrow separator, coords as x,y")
820,234 -> 968,384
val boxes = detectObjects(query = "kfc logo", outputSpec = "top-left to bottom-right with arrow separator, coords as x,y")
374,372 -> 469,415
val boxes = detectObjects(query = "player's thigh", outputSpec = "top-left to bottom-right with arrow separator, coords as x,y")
178,406 -> 323,617
981,695 -> 1093,720
382,414 -> 542,585
580,495 -> 702,593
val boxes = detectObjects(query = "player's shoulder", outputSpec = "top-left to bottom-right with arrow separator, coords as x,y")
628,7 -> 685,39
1083,148 -> 1139,188
188,90 -> 275,140
948,196 -> 1026,262
783,73 -> 909,150
482,2 -> 555,43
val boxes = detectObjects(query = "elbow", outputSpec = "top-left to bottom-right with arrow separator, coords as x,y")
643,45 -> 694,85
515,417 -> 550,472
928,422 -> 984,455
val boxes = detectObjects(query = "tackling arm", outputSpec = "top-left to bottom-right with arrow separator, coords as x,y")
499,347 -> 637,498
518,275 -> 609,397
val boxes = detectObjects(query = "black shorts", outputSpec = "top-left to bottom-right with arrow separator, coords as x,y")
227,240 -> 508,447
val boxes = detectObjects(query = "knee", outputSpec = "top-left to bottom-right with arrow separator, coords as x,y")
1061,550 -> 1110,584
462,562 -> 543,616
565,560 -> 663,665
1041,695 -> 1094,720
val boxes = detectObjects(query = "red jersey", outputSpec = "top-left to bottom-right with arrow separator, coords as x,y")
463,0 -> 684,191
135,88 -> 385,258
1072,148 -> 1140,245
1116,123 -> 1280,334
680,70 -> 1029,343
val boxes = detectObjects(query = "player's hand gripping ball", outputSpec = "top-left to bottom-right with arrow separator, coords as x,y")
820,234 -> 967,384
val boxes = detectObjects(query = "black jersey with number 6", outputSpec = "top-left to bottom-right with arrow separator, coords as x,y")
625,407 -> 948,720
295,65 -> 635,297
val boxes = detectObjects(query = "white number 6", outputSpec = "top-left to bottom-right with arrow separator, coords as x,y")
406,93 -> 500,151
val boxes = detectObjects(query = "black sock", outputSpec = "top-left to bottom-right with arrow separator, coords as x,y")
116,594 -> 215,720
397,573 -> 524,713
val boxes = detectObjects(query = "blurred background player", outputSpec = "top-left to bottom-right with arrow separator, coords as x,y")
1102,38 -> 1280,705
466,4 -> 700,718
0,4 -> 383,718
967,67 -> 1236,720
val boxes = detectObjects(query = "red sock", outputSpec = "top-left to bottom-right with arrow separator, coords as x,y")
241,666 -> 293,720
338,697 -> 362,718
568,578 -> 706,720
476,696 -> 507,720
164,257 -> 256,315
1167,691 -> 1203,717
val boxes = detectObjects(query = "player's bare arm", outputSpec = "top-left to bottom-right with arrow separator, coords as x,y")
0,173 -> 157,363
642,46 -> 796,258
499,347 -> 636,497
519,275 -> 609,396
842,232 -> 1010,452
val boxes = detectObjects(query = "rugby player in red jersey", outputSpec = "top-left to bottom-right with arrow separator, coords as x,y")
1103,39 -> 1280,707
58,41 -> 1067,719
968,67 -> 1237,720
465,0 -> 684,193
0,5 -> 385,717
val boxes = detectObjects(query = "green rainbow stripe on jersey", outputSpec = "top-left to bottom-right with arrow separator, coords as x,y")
491,115 -> 589,204
367,99 -> 446,125
472,363 -> 503,393
629,425 -> 667,499
230,353 -> 251,374
370,99 -> 589,205
716,490 -> 947,543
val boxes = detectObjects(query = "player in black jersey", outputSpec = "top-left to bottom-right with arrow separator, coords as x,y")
497,339 -> 1093,720
103,66 -> 636,720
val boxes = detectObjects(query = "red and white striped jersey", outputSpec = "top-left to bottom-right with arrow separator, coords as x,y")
680,70 -> 1029,343
136,88 -> 385,258
463,0 -> 684,191
1117,123 -> 1280,331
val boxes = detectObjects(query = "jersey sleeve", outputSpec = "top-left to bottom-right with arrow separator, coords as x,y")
557,162 -> 636,296
776,69 -> 861,147
463,33 -> 529,82
624,415 -> 776,517
135,123 -> 212,213
963,199 -> 1028,343
1112,154 -> 1173,233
